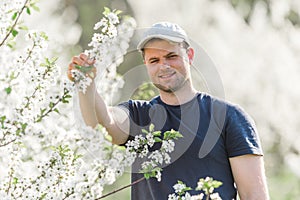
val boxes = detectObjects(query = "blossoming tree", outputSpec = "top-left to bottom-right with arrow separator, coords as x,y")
0,1 -> 223,199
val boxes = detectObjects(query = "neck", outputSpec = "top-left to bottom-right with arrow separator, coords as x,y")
159,83 -> 197,105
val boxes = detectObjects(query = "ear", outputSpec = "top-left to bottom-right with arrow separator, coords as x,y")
187,47 -> 194,65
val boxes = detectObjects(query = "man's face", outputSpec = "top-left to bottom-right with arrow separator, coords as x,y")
143,39 -> 193,93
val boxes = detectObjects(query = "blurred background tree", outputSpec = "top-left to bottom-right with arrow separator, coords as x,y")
29,0 -> 300,199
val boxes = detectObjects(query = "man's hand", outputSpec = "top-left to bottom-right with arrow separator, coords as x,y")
67,53 -> 96,82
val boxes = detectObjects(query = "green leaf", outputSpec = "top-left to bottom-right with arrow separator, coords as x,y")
103,7 -> 111,15
54,108 -> 60,114
50,56 -> 58,63
12,177 -> 18,185
141,129 -> 148,134
74,154 -> 83,161
26,7 -> 31,15
163,129 -> 183,140
31,4 -> 40,12
64,94 -> 72,99
149,124 -> 155,132
12,29 -> 18,37
75,65 -> 94,73
49,102 -> 54,108
40,193 -> 47,199
212,180 -> 223,188
144,173 -> 150,179
152,131 -> 161,137
12,12 -> 18,20
4,87 -> 12,94
21,123 -> 27,132
115,10 -> 122,15
40,108 -> 46,115
0,115 -> 6,122
105,134 -> 113,142
7,40 -> 16,49
62,99 -> 69,103
18,25 -> 28,30
154,137 -> 162,142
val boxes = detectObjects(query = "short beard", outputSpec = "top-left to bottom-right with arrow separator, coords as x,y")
153,83 -> 173,93
153,78 -> 188,93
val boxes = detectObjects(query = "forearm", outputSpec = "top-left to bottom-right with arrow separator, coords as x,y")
78,82 -> 100,128
230,155 -> 270,200
94,93 -> 129,144
78,82 -> 128,144
71,53 -> 128,144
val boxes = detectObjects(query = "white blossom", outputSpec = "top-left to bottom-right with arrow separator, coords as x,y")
162,140 -> 175,152
173,182 -> 186,193
168,193 -> 179,200
155,170 -> 162,182
210,193 -> 222,200
149,150 -> 164,164
191,194 -> 204,200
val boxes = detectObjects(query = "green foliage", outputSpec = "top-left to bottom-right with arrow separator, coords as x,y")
163,129 -> 183,140
4,87 -> 12,95
171,177 -> 222,199
0,0 -> 41,47
75,64 -> 94,74
196,177 -> 222,196
132,82 -> 158,101
142,167 -> 161,180
103,7 -> 122,16
175,180 -> 192,196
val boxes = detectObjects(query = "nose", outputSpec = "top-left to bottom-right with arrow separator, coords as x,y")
160,58 -> 170,69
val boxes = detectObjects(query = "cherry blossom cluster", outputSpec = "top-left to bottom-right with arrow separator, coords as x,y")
0,145 -> 81,199
168,177 -> 222,200
0,1 -> 79,199
0,0 -> 24,43
70,124 -> 182,199
126,125 -> 182,182
0,2 -> 222,199
71,7 -> 136,99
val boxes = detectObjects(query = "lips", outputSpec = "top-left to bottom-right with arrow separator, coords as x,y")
158,71 -> 176,79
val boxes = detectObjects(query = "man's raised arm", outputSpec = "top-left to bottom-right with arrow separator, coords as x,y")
68,53 -> 129,145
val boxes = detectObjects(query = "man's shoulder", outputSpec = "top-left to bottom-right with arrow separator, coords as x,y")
118,96 -> 161,110
197,92 -> 241,109
196,92 -> 248,122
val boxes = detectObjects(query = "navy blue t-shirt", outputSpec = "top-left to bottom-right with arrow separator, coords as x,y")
119,93 -> 263,200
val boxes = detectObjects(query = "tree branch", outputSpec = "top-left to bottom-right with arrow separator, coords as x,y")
96,177 -> 145,199
0,0 -> 30,47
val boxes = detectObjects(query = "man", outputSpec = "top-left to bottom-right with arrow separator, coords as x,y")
68,22 -> 269,199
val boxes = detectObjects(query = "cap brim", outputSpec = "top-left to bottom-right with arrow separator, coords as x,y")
137,34 -> 185,50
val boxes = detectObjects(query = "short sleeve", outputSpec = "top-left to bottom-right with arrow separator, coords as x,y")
225,104 -> 263,157
117,100 -> 153,144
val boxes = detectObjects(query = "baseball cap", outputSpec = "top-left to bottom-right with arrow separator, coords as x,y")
137,22 -> 191,50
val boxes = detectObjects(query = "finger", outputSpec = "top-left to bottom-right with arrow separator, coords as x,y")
79,53 -> 88,62
87,58 -> 95,65
71,56 -> 85,66
68,63 -> 75,70
80,53 -> 96,66
67,64 -> 74,81
67,71 -> 73,81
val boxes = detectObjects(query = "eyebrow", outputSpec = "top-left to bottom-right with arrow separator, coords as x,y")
147,51 -> 178,62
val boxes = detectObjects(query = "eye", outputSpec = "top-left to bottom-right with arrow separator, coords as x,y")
166,54 -> 178,59
149,58 -> 159,64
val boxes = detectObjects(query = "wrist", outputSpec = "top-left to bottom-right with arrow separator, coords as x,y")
78,80 -> 96,96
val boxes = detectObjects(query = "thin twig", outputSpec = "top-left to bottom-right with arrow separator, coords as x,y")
0,0 -> 30,47
96,177 -> 145,200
